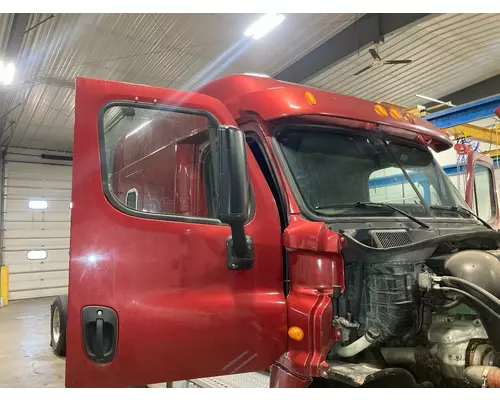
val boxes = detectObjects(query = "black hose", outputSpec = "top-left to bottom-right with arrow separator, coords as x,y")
422,292 -> 462,310
441,276 -> 500,309
415,299 -> 424,335
436,287 -> 500,321
438,298 -> 462,310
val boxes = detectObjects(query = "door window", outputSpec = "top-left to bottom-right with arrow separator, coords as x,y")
101,104 -> 218,220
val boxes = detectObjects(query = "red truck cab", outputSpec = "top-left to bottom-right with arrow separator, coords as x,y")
65,74 -> 500,388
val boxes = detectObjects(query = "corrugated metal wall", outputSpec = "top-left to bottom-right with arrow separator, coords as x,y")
3,161 -> 71,300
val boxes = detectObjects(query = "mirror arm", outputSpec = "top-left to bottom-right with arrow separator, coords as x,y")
230,223 -> 248,258
226,225 -> 254,271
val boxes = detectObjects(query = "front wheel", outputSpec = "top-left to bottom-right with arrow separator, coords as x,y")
50,295 -> 68,357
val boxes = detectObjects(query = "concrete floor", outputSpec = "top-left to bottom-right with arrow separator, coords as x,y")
0,297 -> 65,388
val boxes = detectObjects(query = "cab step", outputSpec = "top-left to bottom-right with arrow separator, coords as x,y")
189,371 -> 270,388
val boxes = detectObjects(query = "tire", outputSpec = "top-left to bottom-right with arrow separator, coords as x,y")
50,295 -> 68,357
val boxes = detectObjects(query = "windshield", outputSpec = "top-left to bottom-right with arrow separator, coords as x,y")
277,128 -> 470,218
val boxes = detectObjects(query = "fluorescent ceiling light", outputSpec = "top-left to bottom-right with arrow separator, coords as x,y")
29,200 -> 48,210
244,73 -> 271,78
245,14 -> 285,40
0,61 -> 15,85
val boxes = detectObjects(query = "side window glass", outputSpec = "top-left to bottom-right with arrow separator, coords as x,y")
101,105 -> 217,220
474,164 -> 496,221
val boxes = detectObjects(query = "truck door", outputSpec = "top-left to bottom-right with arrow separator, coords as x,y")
66,77 -> 286,387
465,152 -> 500,229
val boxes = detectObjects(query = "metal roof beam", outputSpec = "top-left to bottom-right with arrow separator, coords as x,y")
425,74 -> 500,107
444,123 -> 500,144
274,13 -> 432,83
425,94 -> 500,128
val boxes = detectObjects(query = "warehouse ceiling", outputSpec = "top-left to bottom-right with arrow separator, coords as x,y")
304,13 -> 500,108
0,13 -> 358,152
0,13 -> 499,153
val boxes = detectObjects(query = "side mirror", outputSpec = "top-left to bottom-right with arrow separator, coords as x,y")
213,126 -> 254,270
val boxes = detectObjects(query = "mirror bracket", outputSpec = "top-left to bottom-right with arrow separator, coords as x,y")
226,236 -> 254,270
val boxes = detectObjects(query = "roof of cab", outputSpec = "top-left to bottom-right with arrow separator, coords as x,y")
196,74 -> 452,152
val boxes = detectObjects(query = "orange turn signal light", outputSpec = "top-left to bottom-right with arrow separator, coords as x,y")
305,92 -> 317,105
288,326 -> 304,342
374,104 -> 388,117
404,113 -> 415,123
389,108 -> 403,120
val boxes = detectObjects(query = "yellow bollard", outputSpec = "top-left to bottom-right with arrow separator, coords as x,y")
0,265 -> 8,307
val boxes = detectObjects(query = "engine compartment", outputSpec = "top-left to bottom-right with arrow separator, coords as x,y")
325,227 -> 500,388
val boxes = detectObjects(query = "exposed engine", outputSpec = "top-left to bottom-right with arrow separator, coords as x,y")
325,228 -> 500,388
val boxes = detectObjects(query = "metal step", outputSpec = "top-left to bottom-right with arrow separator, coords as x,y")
189,371 -> 270,388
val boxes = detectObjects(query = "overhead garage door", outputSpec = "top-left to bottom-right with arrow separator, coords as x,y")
3,162 -> 72,300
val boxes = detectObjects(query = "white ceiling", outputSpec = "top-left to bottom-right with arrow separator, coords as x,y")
0,13 -> 358,152
1,13 -> 499,153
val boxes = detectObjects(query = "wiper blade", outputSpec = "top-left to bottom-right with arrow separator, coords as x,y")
316,201 -> 430,229
356,202 -> 430,229
430,205 -> 493,230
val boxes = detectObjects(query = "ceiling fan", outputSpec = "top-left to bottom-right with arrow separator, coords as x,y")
353,48 -> 412,76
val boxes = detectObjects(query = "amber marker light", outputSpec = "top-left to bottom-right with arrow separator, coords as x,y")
374,104 -> 388,117
389,108 -> 403,120
288,326 -> 304,341
404,113 -> 415,123
305,92 -> 317,105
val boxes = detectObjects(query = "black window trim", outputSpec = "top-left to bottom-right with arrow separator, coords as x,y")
245,131 -> 290,296
98,100 -> 255,226
245,131 -> 288,228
